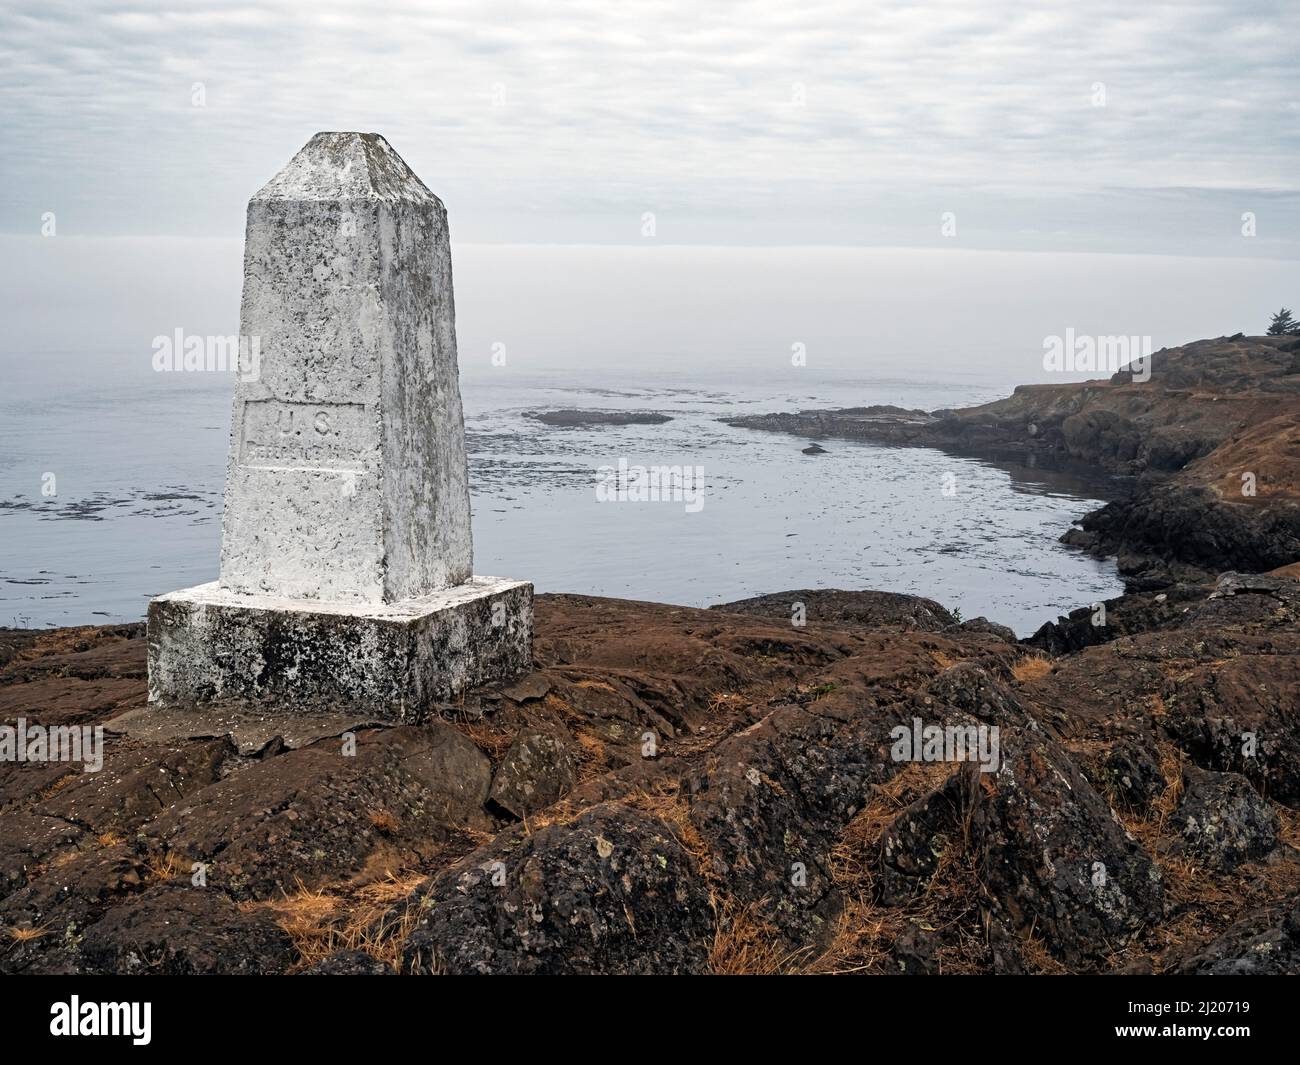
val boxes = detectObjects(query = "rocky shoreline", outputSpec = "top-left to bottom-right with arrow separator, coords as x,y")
1,333 -> 1297,975
1,565 -> 1297,974
525,409 -> 673,427
725,334 -> 1300,591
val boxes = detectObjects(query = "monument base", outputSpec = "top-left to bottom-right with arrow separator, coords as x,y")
147,577 -> 532,721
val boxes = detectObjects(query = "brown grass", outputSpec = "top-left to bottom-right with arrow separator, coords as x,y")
34,772 -> 76,802
930,651 -> 957,672
792,762 -> 1075,975
367,809 -> 399,835
621,780 -> 711,872
620,778 -> 809,975
1106,738 -> 1300,973
142,850 -> 186,883
457,720 -> 515,761
706,691 -> 748,714
247,870 -> 430,972
1011,655 -> 1054,683
708,900 -> 808,975
573,729 -> 608,764
7,925 -> 50,943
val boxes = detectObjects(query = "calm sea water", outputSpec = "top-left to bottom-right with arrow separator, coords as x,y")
0,358 -> 1122,636
10,238 -> 1278,636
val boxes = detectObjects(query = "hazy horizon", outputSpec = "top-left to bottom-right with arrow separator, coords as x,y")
2,238 -> 1294,386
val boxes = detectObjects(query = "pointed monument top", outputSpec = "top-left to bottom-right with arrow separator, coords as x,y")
252,132 -> 441,206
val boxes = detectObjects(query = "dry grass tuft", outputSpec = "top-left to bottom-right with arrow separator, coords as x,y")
142,850 -> 186,883
709,900 -> 805,975
367,808 -> 399,835
930,650 -> 957,672
796,762 -> 1069,975
1107,739 -> 1300,973
1011,655 -> 1054,683
247,870 -> 430,972
622,780 -> 711,873
457,720 -> 515,761
835,762 -> 955,864
706,691 -> 748,714
572,729 -> 609,765
7,925 -> 50,943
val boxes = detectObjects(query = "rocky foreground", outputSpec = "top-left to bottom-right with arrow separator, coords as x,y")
2,569 -> 1299,974
2,332 -> 1297,976
726,334 -> 1300,591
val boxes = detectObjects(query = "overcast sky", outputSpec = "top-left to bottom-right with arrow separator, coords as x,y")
2,0 -> 1298,254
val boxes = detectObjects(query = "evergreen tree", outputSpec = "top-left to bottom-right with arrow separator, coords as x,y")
1266,307 -> 1300,335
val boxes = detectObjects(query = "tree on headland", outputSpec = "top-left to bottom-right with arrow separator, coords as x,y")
1266,307 -> 1300,335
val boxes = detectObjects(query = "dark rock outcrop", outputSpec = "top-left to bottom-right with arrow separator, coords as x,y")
77,882 -> 297,975
1173,895 -> 1300,974
400,805 -> 714,975
1169,766 -> 1280,871
2,567 -> 1297,975
302,950 -> 396,975
525,410 -> 671,427
965,725 -> 1165,967
1093,734 -> 1167,815
487,725 -> 579,818
713,588 -> 956,632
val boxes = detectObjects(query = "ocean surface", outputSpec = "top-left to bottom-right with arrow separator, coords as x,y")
0,359 -> 1123,636
7,239 -> 1280,637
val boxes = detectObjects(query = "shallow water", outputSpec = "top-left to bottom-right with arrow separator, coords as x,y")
0,359 -> 1123,636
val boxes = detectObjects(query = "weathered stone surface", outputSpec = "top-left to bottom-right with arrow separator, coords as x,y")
713,588 -> 956,632
148,577 -> 532,717
148,132 -> 533,715
1170,766 -> 1280,871
7,569 -> 1298,975
1092,734 -> 1167,814
1172,894 -> 1300,974
0,814 -> 85,896
951,616 -> 1017,643
401,805 -> 715,974
963,725 -> 1165,966
487,725 -> 579,818
876,771 -> 966,904
221,132 -> 471,603
302,949 -> 396,975
148,726 -> 493,900
499,671 -> 551,703
78,882 -> 296,975
1163,627 -> 1300,807
106,702 -> 388,755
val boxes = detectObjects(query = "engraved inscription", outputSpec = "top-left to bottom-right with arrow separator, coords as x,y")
239,400 -> 368,470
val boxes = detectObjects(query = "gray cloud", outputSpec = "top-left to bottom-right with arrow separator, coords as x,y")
1,0 -> 1297,252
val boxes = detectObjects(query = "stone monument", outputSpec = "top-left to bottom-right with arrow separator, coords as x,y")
147,133 -> 532,720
